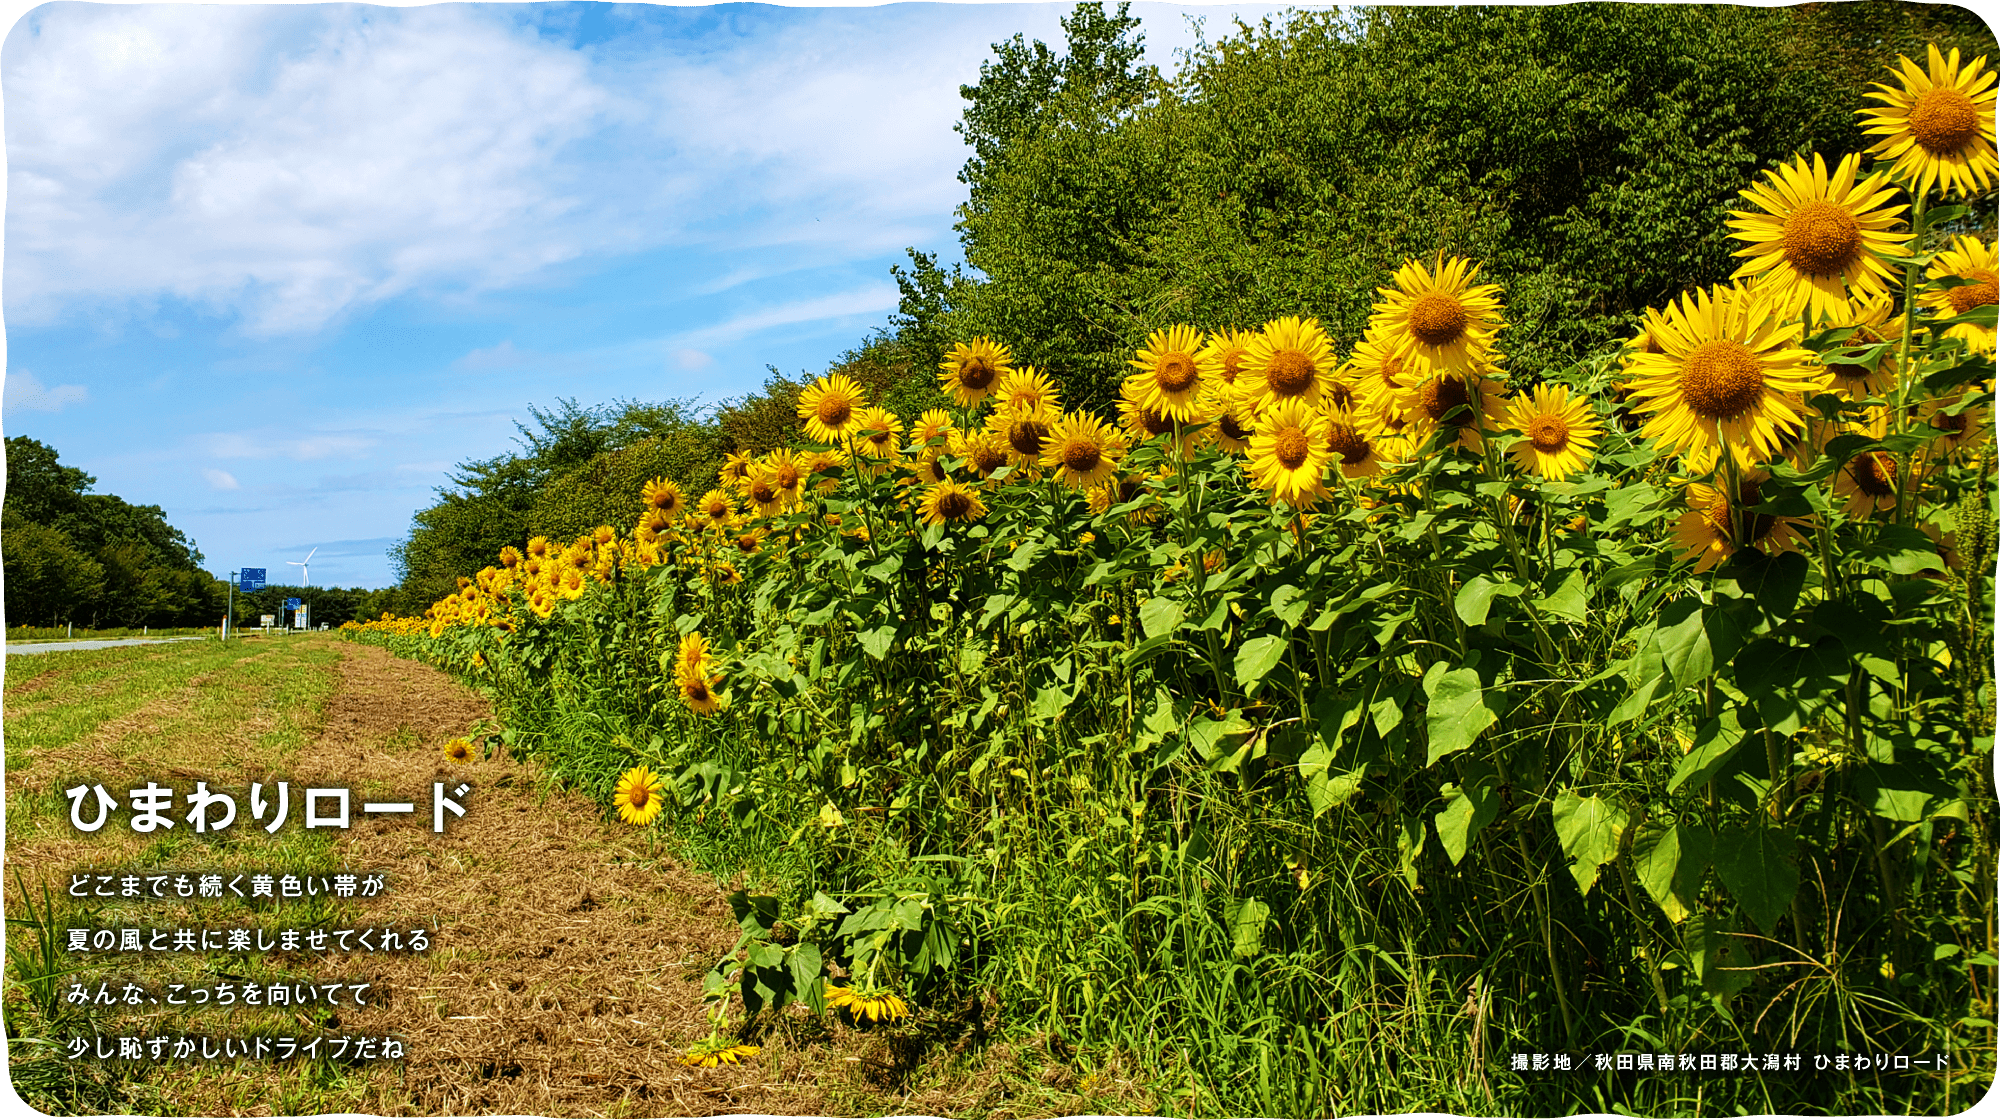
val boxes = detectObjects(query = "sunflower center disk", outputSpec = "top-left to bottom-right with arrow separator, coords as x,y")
1409,293 -> 1469,347
1325,425 -> 1368,465
1850,452 -> 1898,496
1142,409 -> 1176,436
817,398 -> 852,428
1680,340 -> 1765,419
1219,414 -> 1249,442
1947,273 -> 1998,315
1157,354 -> 1199,393
1009,420 -> 1049,456
1932,407 -> 1970,435
1529,416 -> 1570,452
960,358 -> 997,391
1274,429 -> 1311,469
1062,440 -> 1103,475
1422,377 -> 1470,424
1781,201 -> 1863,277
1266,351 -> 1317,396
938,492 -> 972,520
1909,88 -> 1981,154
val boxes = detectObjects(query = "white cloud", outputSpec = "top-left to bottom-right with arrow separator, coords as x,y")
202,430 -> 377,461
455,341 -> 530,372
1,5 -> 1037,337
202,468 -> 240,491
671,348 -> 714,371
2,368 -> 88,412
672,285 -> 900,350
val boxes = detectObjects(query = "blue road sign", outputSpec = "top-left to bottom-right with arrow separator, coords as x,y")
284,598 -> 302,609
240,568 -> 266,591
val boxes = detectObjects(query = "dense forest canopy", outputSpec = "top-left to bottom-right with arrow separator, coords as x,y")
392,0 -> 1998,596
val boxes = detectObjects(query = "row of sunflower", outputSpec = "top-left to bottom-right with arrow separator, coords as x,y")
343,44 -> 1997,1090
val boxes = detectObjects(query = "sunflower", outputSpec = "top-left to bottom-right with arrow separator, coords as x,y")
642,477 -> 687,517
680,670 -> 724,715
592,524 -> 618,547
1369,256 -> 1505,379
675,632 -> 713,682
911,409 -> 958,448
798,374 -> 869,444
986,407 -> 1056,469
498,545 -> 523,570
525,535 -> 552,561
443,738 -> 473,764
731,527 -> 767,556
917,479 -> 988,526
1206,386 -> 1254,454
994,366 -> 1061,416
1197,327 -> 1260,387
1726,152 -> 1910,323
1675,473 -> 1810,572
1506,383 -> 1602,481
1116,393 -> 1202,455
1834,449 -> 1901,518
1088,474 -> 1160,526
908,452 -> 950,485
1819,294 -> 1908,402
695,490 -> 736,531
939,338 -> 1013,408
1919,387 -> 1993,455
952,429 -> 1013,481
737,469 -> 785,518
853,407 -> 904,460
1041,412 -> 1128,489
528,586 -> 556,619
762,450 -> 807,500
1321,414 -> 1385,480
680,1040 -> 761,1068
1620,283 -> 1826,465
1920,236 -> 1997,356
824,984 -> 909,1024
1346,330 -> 1416,425
614,765 -> 667,826
1859,43 -> 1998,199
720,450 -> 757,489
1125,324 -> 1214,422
1236,316 -> 1340,412
1247,398 -> 1333,509
1396,368 -> 1510,454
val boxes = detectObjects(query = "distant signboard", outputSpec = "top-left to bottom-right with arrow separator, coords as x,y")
259,614 -> 276,627
240,568 -> 266,591
284,598 -> 302,609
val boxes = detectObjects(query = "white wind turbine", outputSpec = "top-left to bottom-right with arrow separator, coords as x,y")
287,547 -> 318,588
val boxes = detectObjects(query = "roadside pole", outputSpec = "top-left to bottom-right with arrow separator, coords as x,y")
226,571 -> 236,640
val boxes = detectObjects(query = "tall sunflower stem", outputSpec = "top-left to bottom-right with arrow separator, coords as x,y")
1893,190 -> 1929,529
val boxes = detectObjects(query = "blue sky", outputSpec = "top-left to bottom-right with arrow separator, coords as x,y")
1,0 -> 1305,590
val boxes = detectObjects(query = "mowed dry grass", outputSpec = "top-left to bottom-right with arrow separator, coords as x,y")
5,636 -> 1160,1118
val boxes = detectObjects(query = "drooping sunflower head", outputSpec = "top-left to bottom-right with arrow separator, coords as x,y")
1621,284 -> 1827,465
1237,316 -> 1339,412
1834,449 -> 1902,518
642,477 -> 687,516
1818,294 -> 1908,402
1088,473 -> 1158,524
1321,412 -> 1383,480
1041,411 -> 1128,490
615,765 -> 667,825
909,452 -> 950,485
917,478 -> 988,527
798,373 -> 869,444
1675,473 -> 1810,572
994,366 -> 1061,416
1369,256 -> 1505,379
1920,235 -> 1998,357
854,407 -> 904,460
720,450 -> 757,489
1920,387 -> 1994,455
1205,385 -> 1254,455
952,429 -> 1013,480
1247,397 -> 1333,510
1116,392 -> 1201,454
1726,152 -> 1911,323
1125,323 -> 1214,422
1396,368 -> 1510,454
1859,43 -> 1998,200
939,337 -> 1013,407
911,409 -> 958,448
1505,383 -> 1603,482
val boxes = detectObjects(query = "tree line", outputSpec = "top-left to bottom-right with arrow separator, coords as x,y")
391,0 -> 1997,598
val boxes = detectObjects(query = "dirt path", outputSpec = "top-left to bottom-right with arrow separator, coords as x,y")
317,641 -> 832,1115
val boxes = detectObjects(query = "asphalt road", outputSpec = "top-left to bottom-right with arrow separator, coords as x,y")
6,636 -> 213,656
